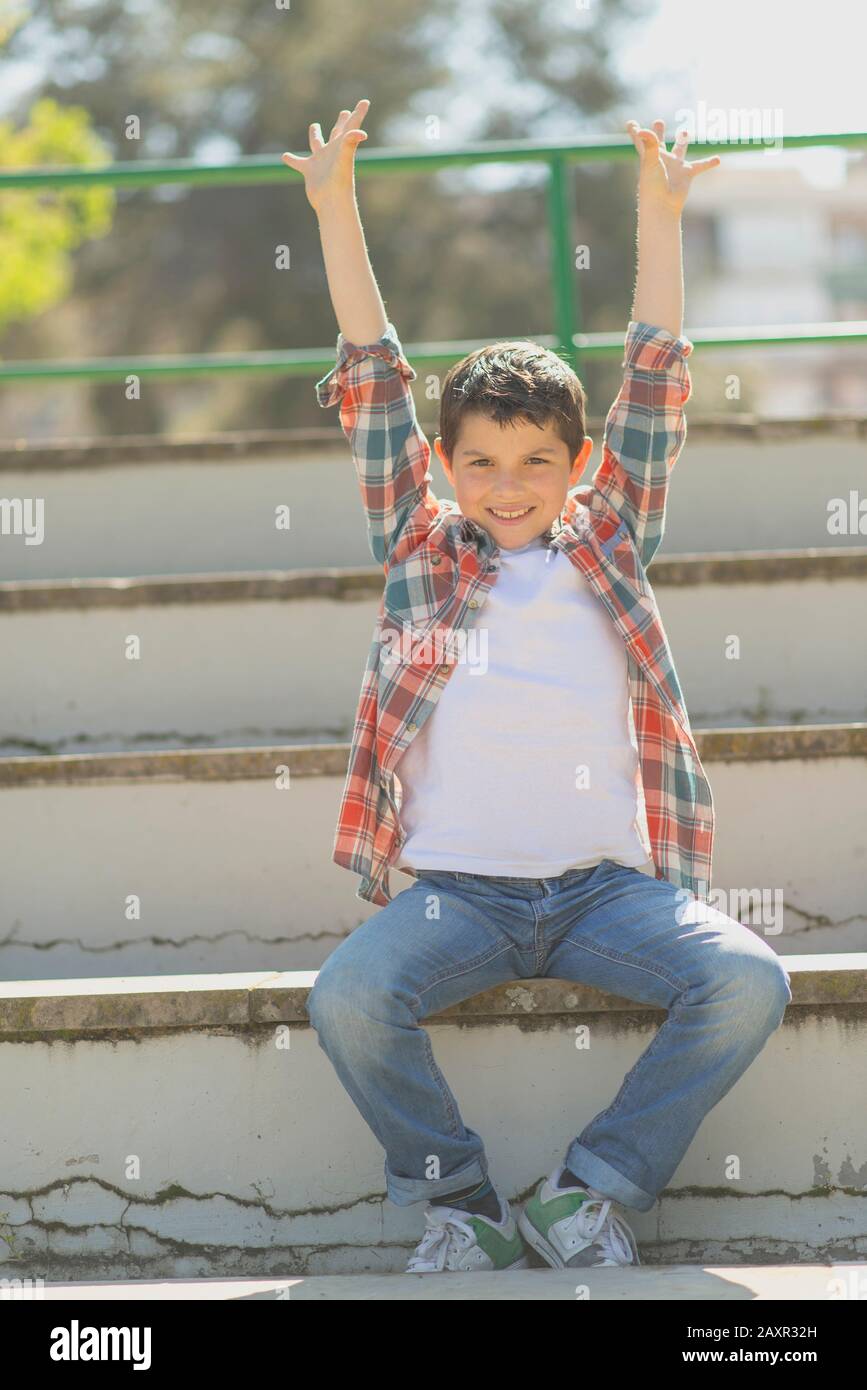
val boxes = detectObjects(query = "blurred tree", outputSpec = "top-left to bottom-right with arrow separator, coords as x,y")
0,0 -> 653,436
0,3 -> 114,336
452,0 -> 658,440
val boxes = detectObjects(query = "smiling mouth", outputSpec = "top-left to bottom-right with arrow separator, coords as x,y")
487,505 -> 536,522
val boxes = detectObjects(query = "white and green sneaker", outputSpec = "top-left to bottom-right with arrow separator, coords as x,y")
518,1165 -> 641,1268
405,1196 -> 529,1273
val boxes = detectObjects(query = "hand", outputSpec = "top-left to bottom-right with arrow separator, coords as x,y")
626,118 -> 720,214
282,99 -> 371,213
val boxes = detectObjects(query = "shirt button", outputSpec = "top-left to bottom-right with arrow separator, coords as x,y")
431,555 -> 441,566
407,722 -> 418,733
468,598 -> 479,609
439,662 -> 450,672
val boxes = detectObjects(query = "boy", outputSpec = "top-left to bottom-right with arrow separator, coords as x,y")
283,103 -> 792,1273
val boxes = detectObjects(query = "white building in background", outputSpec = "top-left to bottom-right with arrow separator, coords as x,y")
683,154 -> 867,415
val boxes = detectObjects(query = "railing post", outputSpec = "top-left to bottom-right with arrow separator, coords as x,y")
3,133 -> 867,385
545,154 -> 581,373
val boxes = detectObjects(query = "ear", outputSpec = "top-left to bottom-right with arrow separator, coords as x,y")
569,436 -> 593,485
434,435 -> 454,485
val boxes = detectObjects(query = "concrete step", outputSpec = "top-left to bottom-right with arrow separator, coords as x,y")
0,961 -> 864,1280
1,550 -> 865,756
2,420 -> 865,581
24,1264 -> 867,1299
0,726 -> 864,978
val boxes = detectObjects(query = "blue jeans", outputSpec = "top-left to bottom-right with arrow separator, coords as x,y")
306,859 -> 792,1212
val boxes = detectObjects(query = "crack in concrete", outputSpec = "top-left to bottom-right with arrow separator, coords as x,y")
3,1176 -> 863,1276
705,901 -> 865,936
0,1174 -> 386,1223
0,927 -> 345,952
0,726 -> 351,758
774,902 -> 867,933
5,1175 -> 855,1231
3,910 -> 859,955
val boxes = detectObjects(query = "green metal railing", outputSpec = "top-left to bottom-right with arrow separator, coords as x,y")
1,130 -> 866,383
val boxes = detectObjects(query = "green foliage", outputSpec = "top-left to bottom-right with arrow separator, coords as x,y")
0,0 -> 648,432
0,97 -> 115,332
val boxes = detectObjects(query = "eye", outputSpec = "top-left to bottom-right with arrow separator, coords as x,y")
466,457 -> 550,467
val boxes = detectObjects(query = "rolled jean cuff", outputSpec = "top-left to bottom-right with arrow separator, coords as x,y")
565,1140 -> 656,1212
384,1155 -> 488,1207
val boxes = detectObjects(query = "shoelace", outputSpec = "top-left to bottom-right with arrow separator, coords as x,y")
405,1207 -> 479,1273
566,1196 -> 641,1265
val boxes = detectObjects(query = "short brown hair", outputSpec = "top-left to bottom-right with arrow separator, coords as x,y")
437,339 -> 587,464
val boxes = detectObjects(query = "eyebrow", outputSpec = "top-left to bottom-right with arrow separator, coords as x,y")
457,445 -> 562,458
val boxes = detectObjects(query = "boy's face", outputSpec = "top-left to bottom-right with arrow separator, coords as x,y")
434,412 -> 593,549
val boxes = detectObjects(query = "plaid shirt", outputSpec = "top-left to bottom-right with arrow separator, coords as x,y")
315,319 -> 714,908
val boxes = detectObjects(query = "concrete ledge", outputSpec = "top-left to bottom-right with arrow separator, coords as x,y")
22,1263 -> 866,1300
3,415 -> 867,472
1,548 -> 865,610
0,724 -> 864,787
0,743 -> 350,785
0,568 -> 380,611
2,960 -> 863,1274
0,958 -> 864,1038
0,429 -> 349,472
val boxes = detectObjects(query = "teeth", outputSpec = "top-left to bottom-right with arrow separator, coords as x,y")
490,506 -> 532,519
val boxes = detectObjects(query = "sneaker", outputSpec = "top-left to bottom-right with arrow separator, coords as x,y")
518,1164 -> 641,1268
405,1195 -> 529,1273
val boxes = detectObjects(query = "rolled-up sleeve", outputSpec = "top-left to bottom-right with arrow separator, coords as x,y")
315,321 -> 417,407
314,321 -> 439,572
591,320 -> 693,568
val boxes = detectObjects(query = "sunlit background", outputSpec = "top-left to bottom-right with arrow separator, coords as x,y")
0,0 -> 864,431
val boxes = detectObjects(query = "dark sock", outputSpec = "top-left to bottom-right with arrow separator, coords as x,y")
557,1164 -> 591,1192
438,1176 -> 503,1222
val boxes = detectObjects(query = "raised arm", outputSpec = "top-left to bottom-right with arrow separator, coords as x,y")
283,101 -> 438,571
628,117 -> 719,332
587,119 -> 720,568
283,100 -> 386,343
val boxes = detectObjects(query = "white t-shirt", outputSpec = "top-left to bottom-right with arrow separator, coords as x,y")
393,532 -> 654,878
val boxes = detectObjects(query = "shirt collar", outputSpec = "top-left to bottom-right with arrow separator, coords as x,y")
458,511 -> 563,551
